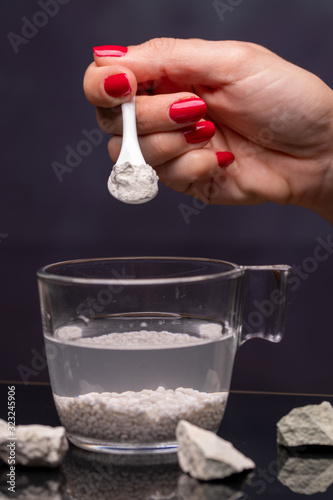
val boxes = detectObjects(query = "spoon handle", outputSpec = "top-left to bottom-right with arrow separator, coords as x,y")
116,97 -> 146,166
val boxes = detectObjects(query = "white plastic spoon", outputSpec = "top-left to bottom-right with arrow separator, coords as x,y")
107,97 -> 159,204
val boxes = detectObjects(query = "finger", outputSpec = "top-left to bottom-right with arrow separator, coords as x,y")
174,150 -> 291,206
154,149 -> 270,206
107,121 -> 216,166
97,93 -> 207,135
83,62 -> 137,107
154,148 -> 234,194
92,39 -> 267,87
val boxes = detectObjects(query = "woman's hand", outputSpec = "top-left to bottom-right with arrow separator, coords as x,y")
83,38 -> 333,223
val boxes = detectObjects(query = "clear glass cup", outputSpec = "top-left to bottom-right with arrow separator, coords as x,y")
37,257 -> 291,454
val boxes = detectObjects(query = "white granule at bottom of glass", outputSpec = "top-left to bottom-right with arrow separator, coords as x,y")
54,387 -> 227,444
108,161 -> 159,202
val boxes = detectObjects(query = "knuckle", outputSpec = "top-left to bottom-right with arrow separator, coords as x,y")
143,37 -> 177,57
188,150 -> 208,177
148,132 -> 173,160
135,109 -> 147,133
219,40 -> 256,66
135,101 -> 155,134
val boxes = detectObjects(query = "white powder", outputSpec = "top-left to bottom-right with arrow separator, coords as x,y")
56,325 -> 83,341
199,323 -> 223,339
54,387 -> 227,445
108,161 -> 159,202
76,329 -> 221,347
56,327 -> 223,346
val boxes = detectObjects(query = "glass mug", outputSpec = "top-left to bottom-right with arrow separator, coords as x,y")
37,257 -> 291,454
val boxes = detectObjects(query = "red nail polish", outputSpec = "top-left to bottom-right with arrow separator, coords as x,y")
93,45 -> 128,57
169,97 -> 207,124
183,121 -> 215,144
104,73 -> 131,97
216,151 -> 235,168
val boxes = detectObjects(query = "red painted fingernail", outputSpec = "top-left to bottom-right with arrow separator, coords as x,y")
104,73 -> 131,97
216,151 -> 235,168
169,97 -> 207,124
183,121 -> 215,144
93,45 -> 128,57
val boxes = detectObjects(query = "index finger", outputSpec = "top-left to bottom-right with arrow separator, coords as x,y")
92,38 -> 270,88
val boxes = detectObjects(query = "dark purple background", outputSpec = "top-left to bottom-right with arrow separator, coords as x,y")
0,0 -> 332,394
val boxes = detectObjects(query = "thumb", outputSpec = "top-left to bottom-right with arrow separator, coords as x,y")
93,38 -> 257,88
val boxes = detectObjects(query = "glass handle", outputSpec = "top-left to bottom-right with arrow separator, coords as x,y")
240,265 -> 292,345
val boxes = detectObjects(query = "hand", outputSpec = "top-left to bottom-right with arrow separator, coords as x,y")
83,38 -> 333,223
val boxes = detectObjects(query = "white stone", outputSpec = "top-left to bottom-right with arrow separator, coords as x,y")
277,401 -> 333,447
176,420 -> 255,481
0,419 -> 68,467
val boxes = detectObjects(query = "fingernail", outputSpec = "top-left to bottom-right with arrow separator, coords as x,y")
216,151 -> 235,168
104,73 -> 131,97
183,121 -> 215,144
169,97 -> 207,124
93,45 -> 128,57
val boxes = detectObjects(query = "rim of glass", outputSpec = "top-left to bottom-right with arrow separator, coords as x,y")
37,256 -> 245,285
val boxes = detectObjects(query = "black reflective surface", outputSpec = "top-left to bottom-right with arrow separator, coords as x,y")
0,383 -> 332,499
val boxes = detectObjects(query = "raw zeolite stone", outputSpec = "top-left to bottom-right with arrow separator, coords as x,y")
0,419 -> 68,467
176,420 -> 255,481
277,401 -> 333,447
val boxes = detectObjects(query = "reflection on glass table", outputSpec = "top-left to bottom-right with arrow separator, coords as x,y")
0,443 -> 248,500
278,445 -> 333,495
61,445 -> 246,500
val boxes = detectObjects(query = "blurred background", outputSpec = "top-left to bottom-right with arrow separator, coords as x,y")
0,0 -> 332,395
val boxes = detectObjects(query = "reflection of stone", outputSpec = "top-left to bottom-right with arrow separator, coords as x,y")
177,474 -> 244,500
277,402 -> 333,447
176,420 -> 255,481
62,445 -> 181,499
0,419 -> 68,467
277,445 -> 333,495
0,467 -> 65,500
